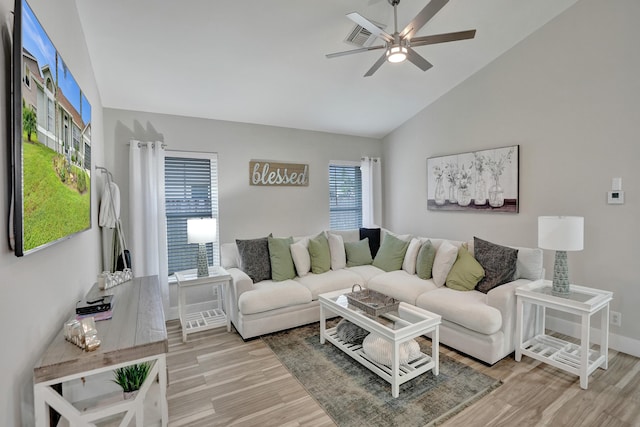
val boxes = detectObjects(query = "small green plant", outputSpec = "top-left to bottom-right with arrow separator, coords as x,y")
112,362 -> 152,392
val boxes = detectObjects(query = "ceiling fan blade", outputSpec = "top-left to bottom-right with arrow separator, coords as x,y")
409,30 -> 476,47
406,47 -> 433,72
400,0 -> 449,40
347,12 -> 393,43
325,45 -> 385,59
364,53 -> 388,77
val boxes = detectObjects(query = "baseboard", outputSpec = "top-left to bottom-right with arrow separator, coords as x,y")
546,315 -> 640,358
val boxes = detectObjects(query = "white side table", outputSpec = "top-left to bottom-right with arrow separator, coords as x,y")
175,266 -> 232,342
515,279 -> 613,389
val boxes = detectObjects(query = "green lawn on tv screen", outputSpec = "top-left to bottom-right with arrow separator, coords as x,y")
23,140 -> 90,252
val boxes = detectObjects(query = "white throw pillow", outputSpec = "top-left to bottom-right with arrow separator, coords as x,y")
290,240 -> 311,277
327,233 -> 346,270
362,334 -> 422,366
402,238 -> 422,275
432,240 -> 458,287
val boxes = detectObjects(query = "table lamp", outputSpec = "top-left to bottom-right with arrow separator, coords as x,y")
538,216 -> 584,296
187,218 -> 217,277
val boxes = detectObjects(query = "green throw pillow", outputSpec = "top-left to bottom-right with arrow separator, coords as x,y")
345,238 -> 373,267
268,236 -> 295,281
308,233 -> 331,274
446,245 -> 485,291
372,233 -> 410,272
416,240 -> 436,280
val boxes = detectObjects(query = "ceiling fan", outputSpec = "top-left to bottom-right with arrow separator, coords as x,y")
326,0 -> 476,77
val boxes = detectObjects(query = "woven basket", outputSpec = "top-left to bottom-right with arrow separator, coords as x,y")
345,284 -> 399,316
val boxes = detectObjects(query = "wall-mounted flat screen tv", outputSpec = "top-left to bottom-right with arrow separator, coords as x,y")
11,0 -> 92,256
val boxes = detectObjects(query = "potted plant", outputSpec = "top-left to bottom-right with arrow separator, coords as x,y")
112,362 -> 152,399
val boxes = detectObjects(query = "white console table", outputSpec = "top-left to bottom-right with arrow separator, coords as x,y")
33,276 -> 168,426
515,279 -> 612,389
174,266 -> 231,342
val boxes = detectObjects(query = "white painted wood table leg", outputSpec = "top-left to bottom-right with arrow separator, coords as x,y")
179,283 -> 187,342
224,281 -> 231,332
515,296 -> 523,362
33,385 -> 50,427
319,304 -> 326,344
580,312 -> 590,389
392,340 -> 400,398
158,354 -> 169,426
601,303 -> 609,369
432,326 -> 439,376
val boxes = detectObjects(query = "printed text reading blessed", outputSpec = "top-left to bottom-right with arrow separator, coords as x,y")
250,161 -> 309,186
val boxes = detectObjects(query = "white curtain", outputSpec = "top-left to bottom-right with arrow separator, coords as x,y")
129,140 -> 169,311
361,156 -> 382,227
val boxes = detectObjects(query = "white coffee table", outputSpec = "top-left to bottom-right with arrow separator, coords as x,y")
319,288 -> 441,398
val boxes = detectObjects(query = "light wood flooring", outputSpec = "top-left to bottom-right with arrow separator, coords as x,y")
165,320 -> 640,427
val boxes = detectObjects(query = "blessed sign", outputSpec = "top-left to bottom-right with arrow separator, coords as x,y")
249,161 -> 309,187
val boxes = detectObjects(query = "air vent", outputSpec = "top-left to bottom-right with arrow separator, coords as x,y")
344,21 -> 386,48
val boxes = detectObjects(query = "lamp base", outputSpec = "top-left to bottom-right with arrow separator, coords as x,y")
196,243 -> 209,278
551,250 -> 570,296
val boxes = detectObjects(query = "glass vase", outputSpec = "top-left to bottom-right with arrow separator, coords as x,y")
488,176 -> 504,208
448,183 -> 457,203
434,178 -> 446,205
457,187 -> 471,206
474,176 -> 486,205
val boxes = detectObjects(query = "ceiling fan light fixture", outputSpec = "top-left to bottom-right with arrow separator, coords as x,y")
386,45 -> 407,63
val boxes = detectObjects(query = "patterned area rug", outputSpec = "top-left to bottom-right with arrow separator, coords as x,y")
262,321 -> 501,427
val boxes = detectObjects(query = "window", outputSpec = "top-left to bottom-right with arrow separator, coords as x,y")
329,163 -> 362,230
164,153 -> 219,276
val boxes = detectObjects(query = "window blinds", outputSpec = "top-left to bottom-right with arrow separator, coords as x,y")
329,164 -> 362,230
165,155 -> 219,275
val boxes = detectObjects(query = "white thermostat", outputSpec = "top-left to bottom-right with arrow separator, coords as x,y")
608,191 -> 624,204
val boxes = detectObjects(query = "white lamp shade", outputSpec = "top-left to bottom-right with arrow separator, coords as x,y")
538,216 -> 584,251
187,218 -> 217,244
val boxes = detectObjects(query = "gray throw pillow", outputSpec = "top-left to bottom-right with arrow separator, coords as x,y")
236,235 -> 272,283
473,237 -> 518,294
336,319 -> 369,344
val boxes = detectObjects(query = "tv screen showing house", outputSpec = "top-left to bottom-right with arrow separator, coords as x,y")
12,0 -> 92,256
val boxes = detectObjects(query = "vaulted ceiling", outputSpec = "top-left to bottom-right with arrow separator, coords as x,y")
76,0 -> 579,138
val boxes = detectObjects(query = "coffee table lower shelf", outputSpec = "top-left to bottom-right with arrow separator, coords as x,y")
324,326 -> 436,392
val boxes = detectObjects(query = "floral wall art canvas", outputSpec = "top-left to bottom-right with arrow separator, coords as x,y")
427,145 -> 519,213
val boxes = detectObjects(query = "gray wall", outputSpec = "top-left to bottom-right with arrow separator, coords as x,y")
0,0 -> 103,425
383,0 -> 639,354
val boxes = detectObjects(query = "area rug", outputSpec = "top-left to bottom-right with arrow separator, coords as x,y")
262,321 -> 501,427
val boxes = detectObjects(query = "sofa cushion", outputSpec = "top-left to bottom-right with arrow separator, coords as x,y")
402,238 -> 422,275
295,269 -> 364,300
474,237 -> 519,293
308,233 -> 331,274
416,240 -> 437,280
236,235 -> 272,283
372,233 -> 410,272
345,264 -> 385,283
367,270 -> 438,305
345,238 -> 373,267
359,228 -> 381,257
415,287 -> 502,335
268,236 -> 295,281
514,247 -> 544,280
446,245 -> 485,291
221,242 -> 240,269
290,240 -> 310,277
328,233 -> 347,270
432,240 -> 458,287
238,280 -> 312,315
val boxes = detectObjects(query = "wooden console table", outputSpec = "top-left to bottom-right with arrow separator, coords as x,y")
33,275 -> 168,426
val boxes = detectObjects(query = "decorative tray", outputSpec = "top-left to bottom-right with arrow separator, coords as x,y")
345,284 -> 400,316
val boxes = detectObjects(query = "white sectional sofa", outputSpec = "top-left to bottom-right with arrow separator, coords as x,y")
221,229 -> 543,365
